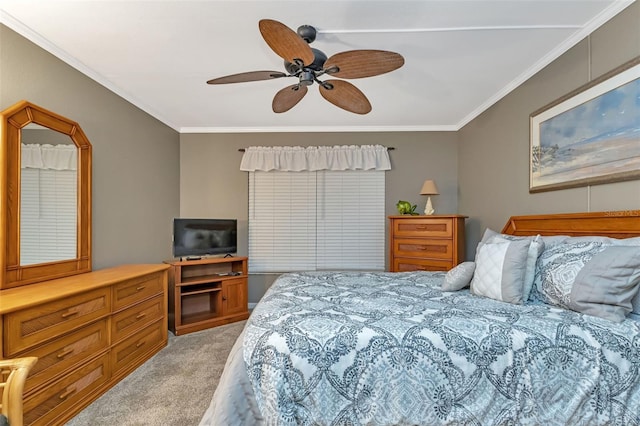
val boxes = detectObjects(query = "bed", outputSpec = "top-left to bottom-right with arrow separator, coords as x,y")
200,211 -> 640,426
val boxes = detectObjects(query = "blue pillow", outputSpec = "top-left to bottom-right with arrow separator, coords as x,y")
533,241 -> 640,322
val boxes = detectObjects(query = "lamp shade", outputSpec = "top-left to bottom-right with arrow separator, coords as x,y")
420,180 -> 439,195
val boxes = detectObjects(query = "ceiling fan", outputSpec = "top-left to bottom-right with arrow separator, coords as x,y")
206,19 -> 405,115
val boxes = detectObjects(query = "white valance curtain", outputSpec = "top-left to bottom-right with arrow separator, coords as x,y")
21,144 -> 77,170
240,145 -> 391,172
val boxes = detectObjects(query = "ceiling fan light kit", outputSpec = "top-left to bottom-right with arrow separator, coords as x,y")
207,19 -> 404,114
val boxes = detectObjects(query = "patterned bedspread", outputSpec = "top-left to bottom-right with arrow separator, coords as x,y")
243,271 -> 640,426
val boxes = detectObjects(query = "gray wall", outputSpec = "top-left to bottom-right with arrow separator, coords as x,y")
458,2 -> 640,258
0,25 -> 181,268
180,132 -> 459,302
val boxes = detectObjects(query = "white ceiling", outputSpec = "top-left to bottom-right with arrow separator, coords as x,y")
0,0 -> 635,133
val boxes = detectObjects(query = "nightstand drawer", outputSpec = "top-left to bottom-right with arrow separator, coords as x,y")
392,218 -> 454,238
393,258 -> 453,272
393,238 -> 453,260
4,288 -> 110,356
111,295 -> 164,343
23,319 -> 108,394
112,272 -> 164,312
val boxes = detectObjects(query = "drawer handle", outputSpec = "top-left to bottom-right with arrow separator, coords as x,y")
416,226 -> 428,230
135,312 -> 147,320
57,348 -> 74,359
136,286 -> 146,292
61,310 -> 79,319
136,340 -> 146,348
59,386 -> 76,400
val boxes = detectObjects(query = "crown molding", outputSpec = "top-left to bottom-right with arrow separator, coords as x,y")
179,124 -> 459,133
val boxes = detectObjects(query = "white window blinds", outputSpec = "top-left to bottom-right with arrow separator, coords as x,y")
248,171 -> 317,272
316,171 -> 385,270
248,170 -> 385,273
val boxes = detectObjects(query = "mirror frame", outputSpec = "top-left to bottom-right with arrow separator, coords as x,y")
0,100 -> 92,289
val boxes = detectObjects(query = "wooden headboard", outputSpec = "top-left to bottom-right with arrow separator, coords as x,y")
501,211 -> 640,239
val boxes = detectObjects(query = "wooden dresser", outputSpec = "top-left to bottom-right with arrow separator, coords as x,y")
389,215 -> 467,272
0,264 -> 169,426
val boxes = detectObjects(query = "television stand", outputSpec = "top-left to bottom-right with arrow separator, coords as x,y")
165,256 -> 249,335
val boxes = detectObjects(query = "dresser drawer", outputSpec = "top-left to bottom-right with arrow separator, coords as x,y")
4,288 -> 110,356
393,257 -> 453,272
111,320 -> 164,377
393,238 -> 453,260
392,218 -> 453,238
111,295 -> 164,343
112,272 -> 164,312
23,319 -> 108,394
23,354 -> 109,426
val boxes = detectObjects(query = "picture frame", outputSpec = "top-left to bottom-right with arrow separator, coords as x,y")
529,56 -> 640,193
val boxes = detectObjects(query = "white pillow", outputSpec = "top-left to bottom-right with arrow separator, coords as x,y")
481,228 -> 545,301
492,235 -> 543,301
442,262 -> 475,292
471,239 -> 531,304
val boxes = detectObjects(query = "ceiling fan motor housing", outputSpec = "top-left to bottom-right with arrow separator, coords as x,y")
284,47 -> 327,74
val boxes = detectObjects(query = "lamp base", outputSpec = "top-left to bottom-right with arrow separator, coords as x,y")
424,196 -> 435,215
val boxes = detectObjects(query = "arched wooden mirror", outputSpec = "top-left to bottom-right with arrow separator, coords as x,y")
1,100 -> 91,289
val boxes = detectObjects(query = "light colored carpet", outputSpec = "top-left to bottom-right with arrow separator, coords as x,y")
65,320 -> 245,426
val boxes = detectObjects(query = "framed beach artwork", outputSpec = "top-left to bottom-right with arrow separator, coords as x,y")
530,56 -> 640,193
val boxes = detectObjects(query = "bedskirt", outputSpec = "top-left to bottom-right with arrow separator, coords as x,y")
201,271 -> 640,426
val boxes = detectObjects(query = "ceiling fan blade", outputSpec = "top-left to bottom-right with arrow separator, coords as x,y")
273,84 -> 308,113
207,71 -> 287,84
319,80 -> 372,115
324,50 -> 404,79
259,19 -> 315,66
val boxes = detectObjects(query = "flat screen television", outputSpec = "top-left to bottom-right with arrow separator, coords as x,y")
172,218 -> 237,258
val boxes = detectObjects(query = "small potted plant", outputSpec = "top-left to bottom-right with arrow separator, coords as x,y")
396,200 -> 419,215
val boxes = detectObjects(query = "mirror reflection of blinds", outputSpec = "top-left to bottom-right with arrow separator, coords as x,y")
20,169 -> 77,265
248,170 -> 385,273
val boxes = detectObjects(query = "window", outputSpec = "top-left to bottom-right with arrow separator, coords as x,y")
248,170 -> 385,272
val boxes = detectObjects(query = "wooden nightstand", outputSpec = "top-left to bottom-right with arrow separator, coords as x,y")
389,215 -> 467,272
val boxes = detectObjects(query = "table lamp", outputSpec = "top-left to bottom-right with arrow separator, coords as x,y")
420,180 -> 439,215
